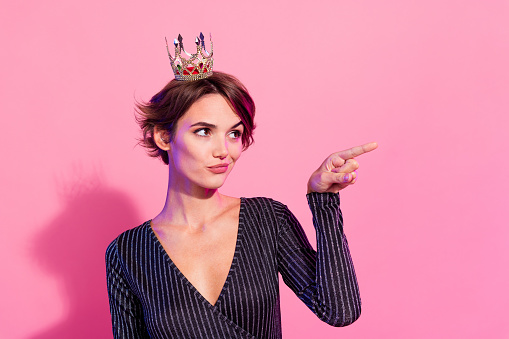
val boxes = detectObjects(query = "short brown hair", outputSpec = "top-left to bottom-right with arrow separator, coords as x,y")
136,71 -> 256,165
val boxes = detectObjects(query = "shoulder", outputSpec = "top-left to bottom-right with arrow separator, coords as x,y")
241,196 -> 293,223
105,221 -> 152,258
241,196 -> 287,211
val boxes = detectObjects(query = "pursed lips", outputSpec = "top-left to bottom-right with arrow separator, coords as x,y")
207,163 -> 231,173
208,163 -> 230,168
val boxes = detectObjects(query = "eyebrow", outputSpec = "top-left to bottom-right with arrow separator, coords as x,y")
189,121 -> 244,129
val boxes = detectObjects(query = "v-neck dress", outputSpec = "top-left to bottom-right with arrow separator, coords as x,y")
106,193 -> 361,338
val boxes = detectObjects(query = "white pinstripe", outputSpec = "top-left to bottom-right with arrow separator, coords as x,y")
106,193 -> 361,338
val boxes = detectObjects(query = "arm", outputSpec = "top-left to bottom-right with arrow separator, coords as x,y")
276,193 -> 361,326
105,239 -> 150,338
277,142 -> 377,326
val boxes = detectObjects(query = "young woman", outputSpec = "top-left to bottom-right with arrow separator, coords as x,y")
106,38 -> 377,338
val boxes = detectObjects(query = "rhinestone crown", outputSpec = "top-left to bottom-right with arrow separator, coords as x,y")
166,32 -> 213,81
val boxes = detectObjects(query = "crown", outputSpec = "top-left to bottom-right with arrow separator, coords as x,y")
166,32 -> 214,81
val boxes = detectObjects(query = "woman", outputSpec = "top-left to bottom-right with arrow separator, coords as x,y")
106,34 -> 377,338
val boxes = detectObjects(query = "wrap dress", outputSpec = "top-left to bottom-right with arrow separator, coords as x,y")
106,192 -> 361,338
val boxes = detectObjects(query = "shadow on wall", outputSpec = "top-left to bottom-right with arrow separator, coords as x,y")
29,177 -> 140,339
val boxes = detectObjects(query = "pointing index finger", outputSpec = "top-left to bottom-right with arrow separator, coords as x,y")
339,142 -> 378,160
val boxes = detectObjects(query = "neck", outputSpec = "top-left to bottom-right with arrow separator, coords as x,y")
153,172 -> 227,231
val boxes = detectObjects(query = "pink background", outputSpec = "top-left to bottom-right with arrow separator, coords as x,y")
1,1 -> 508,338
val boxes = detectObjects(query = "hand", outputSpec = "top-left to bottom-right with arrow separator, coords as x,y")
307,142 -> 378,194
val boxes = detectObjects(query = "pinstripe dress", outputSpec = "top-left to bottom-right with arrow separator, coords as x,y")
106,192 -> 361,338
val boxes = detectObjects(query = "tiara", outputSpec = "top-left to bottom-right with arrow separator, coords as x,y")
166,32 -> 213,81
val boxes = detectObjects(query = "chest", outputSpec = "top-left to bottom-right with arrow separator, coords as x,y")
128,201 -> 283,338
153,215 -> 239,306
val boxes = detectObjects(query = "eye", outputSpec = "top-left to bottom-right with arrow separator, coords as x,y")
194,128 -> 211,137
228,130 -> 242,140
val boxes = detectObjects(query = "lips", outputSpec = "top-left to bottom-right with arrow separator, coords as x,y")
208,163 -> 230,174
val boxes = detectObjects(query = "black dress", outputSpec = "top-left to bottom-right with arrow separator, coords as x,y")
106,192 -> 361,338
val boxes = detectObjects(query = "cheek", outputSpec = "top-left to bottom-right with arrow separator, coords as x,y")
182,148 -> 207,168
171,140 -> 203,168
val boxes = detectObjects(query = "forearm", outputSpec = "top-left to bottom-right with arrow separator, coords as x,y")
307,192 -> 361,326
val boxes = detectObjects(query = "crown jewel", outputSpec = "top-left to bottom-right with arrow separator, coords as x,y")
166,32 -> 213,81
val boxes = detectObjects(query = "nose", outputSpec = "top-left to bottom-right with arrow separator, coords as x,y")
212,137 -> 228,159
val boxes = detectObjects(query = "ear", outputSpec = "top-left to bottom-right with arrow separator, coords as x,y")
153,126 -> 171,151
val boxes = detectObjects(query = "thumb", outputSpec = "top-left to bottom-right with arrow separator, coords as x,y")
336,172 -> 353,184
318,171 -> 352,185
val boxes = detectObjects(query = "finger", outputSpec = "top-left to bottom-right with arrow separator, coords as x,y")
337,142 -> 378,160
347,171 -> 358,185
326,173 -> 356,192
351,170 -> 357,180
325,154 -> 346,171
337,173 -> 357,189
335,172 -> 354,184
316,171 -> 343,187
331,159 -> 359,173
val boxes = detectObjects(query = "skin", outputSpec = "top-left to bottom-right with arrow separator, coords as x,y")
307,142 -> 378,193
151,93 -> 378,306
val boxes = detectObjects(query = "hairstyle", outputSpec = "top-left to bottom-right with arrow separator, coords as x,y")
136,71 -> 256,165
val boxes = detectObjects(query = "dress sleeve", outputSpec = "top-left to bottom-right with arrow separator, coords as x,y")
105,239 -> 151,338
276,192 -> 361,326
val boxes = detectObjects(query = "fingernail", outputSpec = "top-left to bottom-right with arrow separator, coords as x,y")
343,174 -> 350,183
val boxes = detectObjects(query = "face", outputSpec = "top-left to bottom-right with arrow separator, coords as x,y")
166,94 -> 244,193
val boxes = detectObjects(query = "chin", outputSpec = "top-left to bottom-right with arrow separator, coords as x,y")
208,179 -> 228,190
194,177 -> 228,191
188,167 -> 234,191
204,170 -> 233,189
